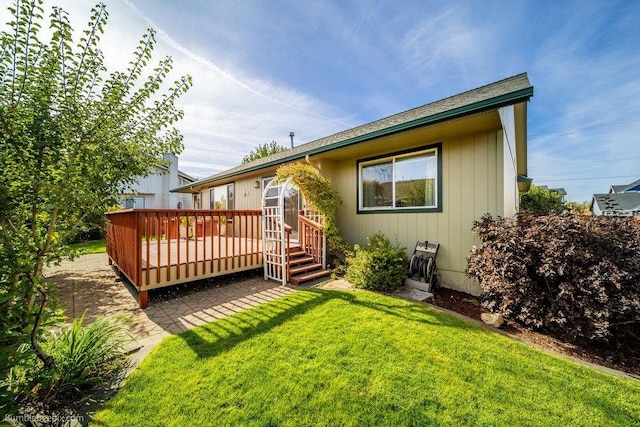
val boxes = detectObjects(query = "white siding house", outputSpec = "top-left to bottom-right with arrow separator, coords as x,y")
120,153 -> 196,209
591,178 -> 640,217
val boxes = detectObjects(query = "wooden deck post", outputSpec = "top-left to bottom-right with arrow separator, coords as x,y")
139,290 -> 148,309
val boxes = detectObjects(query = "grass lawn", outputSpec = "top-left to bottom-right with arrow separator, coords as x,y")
69,239 -> 106,254
93,290 -> 640,426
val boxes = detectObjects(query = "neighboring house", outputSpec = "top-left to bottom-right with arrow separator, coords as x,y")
591,178 -> 640,217
121,153 -> 196,209
173,73 -> 534,295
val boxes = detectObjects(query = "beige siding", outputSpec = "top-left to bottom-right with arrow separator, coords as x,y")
234,176 -> 263,210
332,129 -> 502,295
199,172 -> 275,210
189,112 -> 511,295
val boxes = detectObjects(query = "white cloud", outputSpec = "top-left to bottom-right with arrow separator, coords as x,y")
0,0 -> 355,179
3,0 -> 639,201
529,43 -> 640,197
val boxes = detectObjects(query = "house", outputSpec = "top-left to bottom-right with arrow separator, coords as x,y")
172,73 -> 534,295
120,153 -> 196,209
591,178 -> 640,217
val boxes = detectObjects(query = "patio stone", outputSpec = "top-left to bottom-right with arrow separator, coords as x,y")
45,253 -> 300,358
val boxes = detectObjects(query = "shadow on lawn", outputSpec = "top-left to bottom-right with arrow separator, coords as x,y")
178,289 -> 343,359
178,289 -> 482,360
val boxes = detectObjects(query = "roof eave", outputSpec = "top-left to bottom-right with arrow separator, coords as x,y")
173,86 -> 533,192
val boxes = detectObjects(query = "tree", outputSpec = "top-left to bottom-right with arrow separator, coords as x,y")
520,185 -> 563,216
565,200 -> 591,215
0,0 -> 191,409
242,140 -> 287,164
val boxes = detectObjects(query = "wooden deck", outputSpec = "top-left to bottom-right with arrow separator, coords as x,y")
106,209 -> 264,308
106,208 -> 327,308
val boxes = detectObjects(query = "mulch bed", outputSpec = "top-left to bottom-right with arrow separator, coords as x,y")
428,288 -> 640,378
147,268 -> 263,303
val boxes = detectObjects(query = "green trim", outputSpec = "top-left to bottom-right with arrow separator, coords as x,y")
172,85 -> 532,192
357,207 -> 443,214
356,143 -> 443,214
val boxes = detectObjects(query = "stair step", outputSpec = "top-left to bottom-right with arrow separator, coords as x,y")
288,255 -> 315,266
289,262 -> 323,276
287,249 -> 306,258
290,269 -> 331,285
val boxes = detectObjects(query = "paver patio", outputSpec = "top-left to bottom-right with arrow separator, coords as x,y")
45,253 -> 298,349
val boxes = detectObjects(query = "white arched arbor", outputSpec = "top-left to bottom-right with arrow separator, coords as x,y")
261,177 -> 293,284
261,177 -> 327,285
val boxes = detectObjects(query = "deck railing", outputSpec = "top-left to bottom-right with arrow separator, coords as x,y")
107,208 -> 326,308
106,209 -> 262,308
298,210 -> 326,269
106,209 -> 141,287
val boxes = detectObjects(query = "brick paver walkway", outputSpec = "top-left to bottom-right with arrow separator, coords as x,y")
45,253 -> 298,350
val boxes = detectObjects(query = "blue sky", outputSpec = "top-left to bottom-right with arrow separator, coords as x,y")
3,1 -> 640,202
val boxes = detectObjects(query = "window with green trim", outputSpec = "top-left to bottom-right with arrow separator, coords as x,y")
358,145 -> 441,212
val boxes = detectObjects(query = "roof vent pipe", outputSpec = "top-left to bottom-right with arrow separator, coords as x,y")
289,131 -> 295,148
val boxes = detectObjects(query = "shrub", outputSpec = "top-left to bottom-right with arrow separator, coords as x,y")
520,185 -> 563,215
345,233 -> 408,291
13,312 -> 132,408
467,213 -> 640,345
275,163 -> 350,262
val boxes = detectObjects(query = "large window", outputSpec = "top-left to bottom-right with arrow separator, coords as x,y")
358,144 -> 441,213
210,183 -> 235,209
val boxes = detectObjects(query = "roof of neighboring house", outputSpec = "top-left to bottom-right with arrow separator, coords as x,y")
539,186 -> 567,196
550,188 -> 567,196
178,170 -> 197,182
173,73 -> 533,192
153,163 -> 196,183
592,192 -> 640,213
610,185 -> 628,194
622,178 -> 640,192
610,178 -> 640,194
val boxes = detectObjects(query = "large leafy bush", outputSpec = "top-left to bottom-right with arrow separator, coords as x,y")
0,0 -> 190,411
467,213 -> 640,345
345,233 -> 408,291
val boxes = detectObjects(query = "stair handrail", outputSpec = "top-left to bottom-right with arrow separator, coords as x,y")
284,223 -> 292,281
298,211 -> 325,269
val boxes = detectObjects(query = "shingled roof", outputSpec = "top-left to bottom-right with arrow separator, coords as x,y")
174,73 -> 533,192
592,193 -> 640,214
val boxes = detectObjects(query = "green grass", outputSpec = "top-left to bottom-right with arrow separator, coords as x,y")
69,239 -> 106,254
93,290 -> 640,426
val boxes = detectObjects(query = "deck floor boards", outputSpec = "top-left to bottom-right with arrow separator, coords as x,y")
141,236 -> 263,270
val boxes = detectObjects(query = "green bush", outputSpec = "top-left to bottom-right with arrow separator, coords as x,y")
13,312 -> 132,408
520,185 -> 563,215
345,233 -> 408,291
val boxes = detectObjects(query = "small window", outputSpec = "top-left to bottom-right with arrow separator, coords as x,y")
210,183 -> 235,209
123,196 -> 145,209
358,144 -> 441,213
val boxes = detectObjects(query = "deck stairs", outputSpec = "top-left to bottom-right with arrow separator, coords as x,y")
287,245 -> 331,285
